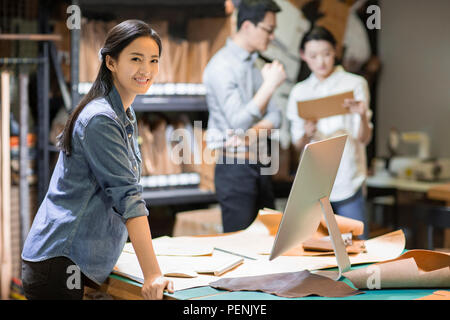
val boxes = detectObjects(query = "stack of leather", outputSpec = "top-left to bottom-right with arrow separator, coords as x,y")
79,17 -> 232,84
138,116 -> 216,189
313,0 -> 350,59
287,0 -> 351,60
138,117 -> 181,176
79,19 -> 118,83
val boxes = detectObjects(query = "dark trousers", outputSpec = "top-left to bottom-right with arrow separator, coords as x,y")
331,187 -> 368,240
22,256 -> 87,300
215,160 -> 275,233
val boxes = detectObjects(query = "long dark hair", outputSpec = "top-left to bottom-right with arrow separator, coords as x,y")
299,25 -> 336,52
296,25 -> 338,82
58,19 -> 162,155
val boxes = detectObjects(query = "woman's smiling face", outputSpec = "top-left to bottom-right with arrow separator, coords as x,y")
107,36 -> 160,96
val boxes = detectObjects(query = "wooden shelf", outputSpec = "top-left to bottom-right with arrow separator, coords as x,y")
132,95 -> 207,112
142,187 -> 216,206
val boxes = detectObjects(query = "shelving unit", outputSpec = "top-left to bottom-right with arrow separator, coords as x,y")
142,188 -> 216,207
132,96 -> 208,112
67,0 -> 229,208
40,0 -> 294,213
76,80 -> 212,205
78,83 -> 209,112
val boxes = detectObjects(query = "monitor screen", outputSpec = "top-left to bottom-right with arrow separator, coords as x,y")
269,134 -> 348,260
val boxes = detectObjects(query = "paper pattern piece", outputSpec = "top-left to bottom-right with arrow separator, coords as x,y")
114,249 -> 243,291
151,236 -> 214,257
297,91 -> 354,120
157,254 -> 243,277
122,237 -> 214,257
343,250 -> 450,289
113,212 -> 406,292
209,270 -> 363,298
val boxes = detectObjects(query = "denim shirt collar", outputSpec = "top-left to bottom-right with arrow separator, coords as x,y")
106,85 -> 135,127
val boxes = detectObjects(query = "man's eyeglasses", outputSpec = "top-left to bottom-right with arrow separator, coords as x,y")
257,24 -> 275,35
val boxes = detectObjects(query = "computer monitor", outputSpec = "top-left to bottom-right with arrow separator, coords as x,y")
269,134 -> 351,280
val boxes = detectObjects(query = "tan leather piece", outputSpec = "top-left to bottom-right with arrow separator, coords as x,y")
343,250 -> 450,289
302,238 -> 366,254
209,270 -> 363,298
297,91 -> 354,121
259,208 -> 363,238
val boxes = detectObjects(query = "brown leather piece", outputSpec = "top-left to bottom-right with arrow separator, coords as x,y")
209,270 -> 364,298
302,238 -> 366,254
343,250 -> 450,289
259,208 -> 364,238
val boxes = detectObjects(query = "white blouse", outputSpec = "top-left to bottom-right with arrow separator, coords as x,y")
286,66 -> 372,202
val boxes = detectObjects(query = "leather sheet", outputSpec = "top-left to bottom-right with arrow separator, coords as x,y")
343,250 -> 450,289
258,208 -> 365,256
258,208 -> 364,239
296,91 -> 354,120
209,270 -> 363,298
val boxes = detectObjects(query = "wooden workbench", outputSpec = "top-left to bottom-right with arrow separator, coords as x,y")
367,175 -> 450,248
427,183 -> 450,205
85,268 -> 447,301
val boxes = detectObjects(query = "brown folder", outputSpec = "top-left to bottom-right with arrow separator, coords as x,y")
297,91 -> 354,120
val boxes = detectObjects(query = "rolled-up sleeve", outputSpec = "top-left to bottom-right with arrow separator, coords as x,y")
82,114 -> 148,221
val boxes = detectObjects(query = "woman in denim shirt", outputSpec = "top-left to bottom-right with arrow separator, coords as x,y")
21,20 -> 173,300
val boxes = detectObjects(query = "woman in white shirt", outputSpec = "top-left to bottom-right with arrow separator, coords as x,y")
286,26 -> 373,238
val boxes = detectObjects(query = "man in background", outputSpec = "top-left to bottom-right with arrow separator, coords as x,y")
203,0 -> 286,232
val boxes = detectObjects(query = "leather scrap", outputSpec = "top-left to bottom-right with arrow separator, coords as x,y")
343,250 -> 450,289
209,270 -> 364,298
302,238 -> 366,254
416,290 -> 450,300
258,208 -> 364,238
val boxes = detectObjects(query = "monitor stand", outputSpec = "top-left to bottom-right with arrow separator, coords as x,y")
313,196 -> 351,281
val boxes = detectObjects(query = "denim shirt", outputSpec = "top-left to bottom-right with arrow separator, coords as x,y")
22,86 -> 148,285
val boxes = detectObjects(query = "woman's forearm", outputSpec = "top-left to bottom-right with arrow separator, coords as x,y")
358,113 -> 373,145
125,215 -> 162,280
